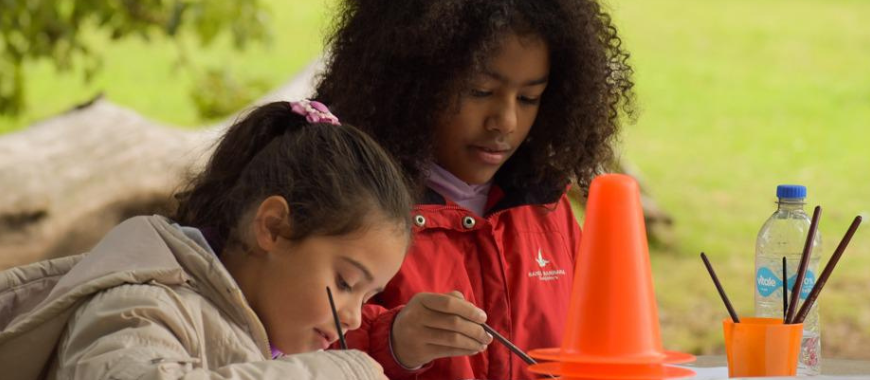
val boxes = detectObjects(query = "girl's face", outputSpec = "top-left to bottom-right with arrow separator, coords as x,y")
228,197 -> 408,355
434,32 -> 550,184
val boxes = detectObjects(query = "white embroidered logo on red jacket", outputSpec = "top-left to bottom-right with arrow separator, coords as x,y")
535,249 -> 550,268
528,248 -> 566,282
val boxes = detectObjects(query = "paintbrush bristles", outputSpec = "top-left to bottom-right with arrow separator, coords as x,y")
793,215 -> 862,324
700,252 -> 740,323
786,205 -> 821,324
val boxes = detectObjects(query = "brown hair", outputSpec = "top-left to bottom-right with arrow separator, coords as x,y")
316,0 -> 634,201
173,101 -> 413,252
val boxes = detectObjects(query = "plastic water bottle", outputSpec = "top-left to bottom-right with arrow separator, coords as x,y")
755,185 -> 822,375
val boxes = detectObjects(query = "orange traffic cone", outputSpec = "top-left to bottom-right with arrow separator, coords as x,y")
529,174 -> 695,379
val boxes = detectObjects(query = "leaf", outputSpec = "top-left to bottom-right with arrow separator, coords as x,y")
0,0 -> 271,116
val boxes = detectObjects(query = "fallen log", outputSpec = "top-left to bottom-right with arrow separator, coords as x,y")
0,58 -> 673,270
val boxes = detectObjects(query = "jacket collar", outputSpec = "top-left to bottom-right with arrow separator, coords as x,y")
419,176 -> 563,214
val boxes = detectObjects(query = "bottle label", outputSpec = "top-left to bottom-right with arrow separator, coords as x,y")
788,270 -> 816,300
756,267 -> 783,297
756,267 -> 816,300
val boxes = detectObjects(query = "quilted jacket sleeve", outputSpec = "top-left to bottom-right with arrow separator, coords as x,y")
54,284 -> 384,380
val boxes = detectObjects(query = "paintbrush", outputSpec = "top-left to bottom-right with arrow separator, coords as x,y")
793,215 -> 862,324
701,252 -> 740,323
782,257 -> 789,323
786,205 -> 821,323
326,286 -> 348,349
480,323 -> 557,379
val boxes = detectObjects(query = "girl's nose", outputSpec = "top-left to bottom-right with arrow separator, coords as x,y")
340,303 -> 362,332
485,98 -> 518,135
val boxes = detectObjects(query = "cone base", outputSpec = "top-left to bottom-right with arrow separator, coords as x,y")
529,361 -> 695,380
530,348 -> 694,365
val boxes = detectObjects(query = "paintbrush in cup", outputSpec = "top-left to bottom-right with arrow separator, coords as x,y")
782,257 -> 789,323
793,215 -> 862,324
786,205 -> 821,323
701,252 -> 740,323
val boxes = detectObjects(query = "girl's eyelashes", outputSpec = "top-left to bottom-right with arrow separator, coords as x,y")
518,95 -> 541,105
335,274 -> 353,292
469,89 -> 492,98
469,88 -> 541,105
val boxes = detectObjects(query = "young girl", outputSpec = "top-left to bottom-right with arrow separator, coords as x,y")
316,0 -> 634,379
0,100 -> 414,380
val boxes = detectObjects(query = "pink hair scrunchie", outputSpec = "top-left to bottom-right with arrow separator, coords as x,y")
289,100 -> 340,125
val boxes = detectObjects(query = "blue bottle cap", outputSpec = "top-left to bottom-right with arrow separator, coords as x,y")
776,185 -> 806,199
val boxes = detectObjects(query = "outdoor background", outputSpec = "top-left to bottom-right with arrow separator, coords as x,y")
2,0 -> 868,358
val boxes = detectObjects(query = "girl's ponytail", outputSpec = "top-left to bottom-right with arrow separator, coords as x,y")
175,103 -> 310,246
174,101 -> 412,255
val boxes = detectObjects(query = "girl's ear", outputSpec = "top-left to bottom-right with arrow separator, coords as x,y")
252,195 -> 291,255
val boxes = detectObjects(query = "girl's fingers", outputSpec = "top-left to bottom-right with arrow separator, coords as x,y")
419,292 -> 487,324
422,313 -> 492,345
425,344 -> 484,361
421,326 -> 490,352
446,290 -> 465,299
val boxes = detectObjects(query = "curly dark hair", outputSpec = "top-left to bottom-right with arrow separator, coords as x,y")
315,0 -> 634,201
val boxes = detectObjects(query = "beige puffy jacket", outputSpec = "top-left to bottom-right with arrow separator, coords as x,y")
0,215 -> 384,380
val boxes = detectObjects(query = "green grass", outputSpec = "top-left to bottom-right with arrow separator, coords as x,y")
0,0 -> 336,133
609,0 -> 870,357
3,0 -> 869,360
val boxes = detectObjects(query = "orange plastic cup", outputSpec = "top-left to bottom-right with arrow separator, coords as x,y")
723,317 -> 803,377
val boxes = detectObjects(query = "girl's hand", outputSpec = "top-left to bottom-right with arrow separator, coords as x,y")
391,291 -> 493,369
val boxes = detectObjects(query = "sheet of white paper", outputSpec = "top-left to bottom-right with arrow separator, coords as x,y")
674,365 -> 868,380
675,365 -> 729,379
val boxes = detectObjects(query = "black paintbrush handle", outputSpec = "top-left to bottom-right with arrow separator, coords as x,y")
782,257 -> 788,323
481,323 -> 536,365
700,252 -> 740,323
480,324 -> 557,379
786,205 -> 821,323
326,287 -> 347,349
793,215 -> 862,324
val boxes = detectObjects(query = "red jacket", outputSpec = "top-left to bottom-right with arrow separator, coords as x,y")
346,186 -> 582,380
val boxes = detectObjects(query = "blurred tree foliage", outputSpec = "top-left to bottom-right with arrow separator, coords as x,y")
191,67 -> 269,119
0,0 -> 271,117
